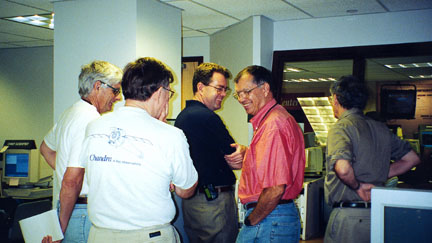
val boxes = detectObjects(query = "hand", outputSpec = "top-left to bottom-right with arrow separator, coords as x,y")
42,235 -> 61,243
158,102 -> 169,122
224,143 -> 246,169
356,182 -> 375,202
169,182 -> 175,192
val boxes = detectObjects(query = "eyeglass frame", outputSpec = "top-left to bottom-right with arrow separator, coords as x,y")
233,83 -> 263,100
99,80 -> 121,96
205,84 -> 231,93
162,86 -> 175,99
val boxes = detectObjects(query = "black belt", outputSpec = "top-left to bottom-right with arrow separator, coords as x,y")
198,186 -> 233,193
333,202 -> 371,208
76,197 -> 88,204
245,199 -> 293,210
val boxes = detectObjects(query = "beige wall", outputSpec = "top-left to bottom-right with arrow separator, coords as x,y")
0,47 -> 53,147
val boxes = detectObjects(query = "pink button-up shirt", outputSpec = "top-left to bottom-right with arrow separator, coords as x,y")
238,99 -> 305,204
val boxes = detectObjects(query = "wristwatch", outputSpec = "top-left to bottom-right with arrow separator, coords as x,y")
244,217 -> 252,226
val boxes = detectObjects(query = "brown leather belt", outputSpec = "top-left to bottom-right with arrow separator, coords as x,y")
76,197 -> 88,204
245,199 -> 293,210
198,186 -> 233,193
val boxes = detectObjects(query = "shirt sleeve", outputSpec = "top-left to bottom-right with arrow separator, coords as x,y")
170,130 -> 198,189
43,124 -> 58,151
390,133 -> 413,160
326,124 -> 353,171
205,113 -> 236,155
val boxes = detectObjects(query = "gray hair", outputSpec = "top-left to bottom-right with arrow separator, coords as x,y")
78,60 -> 123,97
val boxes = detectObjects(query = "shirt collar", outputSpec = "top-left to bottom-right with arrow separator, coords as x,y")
186,99 -> 207,109
250,99 -> 277,129
339,108 -> 363,119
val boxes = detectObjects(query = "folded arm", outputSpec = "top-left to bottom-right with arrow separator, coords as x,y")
334,159 -> 374,201
388,150 -> 421,178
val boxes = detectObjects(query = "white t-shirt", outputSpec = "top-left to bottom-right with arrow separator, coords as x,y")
79,106 -> 198,230
44,100 -> 100,208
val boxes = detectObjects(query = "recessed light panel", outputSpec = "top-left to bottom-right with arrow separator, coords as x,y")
5,13 -> 54,29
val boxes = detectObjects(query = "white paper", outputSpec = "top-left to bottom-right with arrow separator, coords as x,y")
19,209 -> 64,243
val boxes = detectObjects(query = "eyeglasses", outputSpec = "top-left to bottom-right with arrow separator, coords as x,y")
162,87 -> 175,99
233,84 -> 262,100
206,84 -> 231,94
99,80 -> 121,96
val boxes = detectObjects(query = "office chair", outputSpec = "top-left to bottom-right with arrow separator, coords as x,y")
0,198 -> 18,242
9,199 -> 51,243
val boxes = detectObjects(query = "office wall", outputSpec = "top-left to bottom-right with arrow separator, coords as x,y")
274,9 -> 432,50
53,0 -> 137,122
208,16 -> 274,145
0,47 -> 53,147
136,0 -> 182,119
210,17 -> 254,146
183,36 -> 210,62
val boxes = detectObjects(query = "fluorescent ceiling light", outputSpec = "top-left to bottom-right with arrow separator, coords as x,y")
284,68 -> 303,72
385,62 -> 432,69
283,78 -> 336,82
4,13 -> 54,29
409,75 -> 432,79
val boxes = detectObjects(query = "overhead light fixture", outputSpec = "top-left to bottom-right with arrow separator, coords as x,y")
385,62 -> 432,69
284,67 -> 304,73
283,77 -> 336,82
297,97 -> 337,146
4,13 -> 54,29
409,75 -> 432,79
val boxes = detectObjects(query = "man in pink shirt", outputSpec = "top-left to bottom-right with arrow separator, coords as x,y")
233,65 -> 305,243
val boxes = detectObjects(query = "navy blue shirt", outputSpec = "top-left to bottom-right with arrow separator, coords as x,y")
175,100 -> 236,188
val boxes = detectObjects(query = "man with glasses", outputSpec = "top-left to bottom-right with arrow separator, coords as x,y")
40,60 -> 123,243
175,62 -> 245,243
233,65 -> 305,243
58,57 -> 198,243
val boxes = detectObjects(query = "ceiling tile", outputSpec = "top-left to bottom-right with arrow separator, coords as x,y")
380,0 -> 432,11
167,0 -> 238,29
0,20 -> 53,39
182,30 -> 209,38
289,0 -> 386,18
0,42 -> 24,48
15,39 -> 53,47
194,0 -> 311,21
0,32 -> 36,42
0,0 -> 51,18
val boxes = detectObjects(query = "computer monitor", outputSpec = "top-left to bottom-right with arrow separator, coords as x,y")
1,140 -> 52,187
305,146 -> 323,173
371,187 -> 432,243
2,149 -> 40,187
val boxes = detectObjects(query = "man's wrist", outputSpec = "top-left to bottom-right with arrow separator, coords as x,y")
352,181 -> 360,190
244,216 -> 252,226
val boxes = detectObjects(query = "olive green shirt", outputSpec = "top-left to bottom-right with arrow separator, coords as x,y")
325,108 -> 412,205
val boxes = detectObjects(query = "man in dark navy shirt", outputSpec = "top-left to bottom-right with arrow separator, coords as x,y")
175,62 -> 245,243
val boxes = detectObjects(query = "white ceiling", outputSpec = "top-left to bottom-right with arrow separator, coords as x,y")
1,0 -> 432,49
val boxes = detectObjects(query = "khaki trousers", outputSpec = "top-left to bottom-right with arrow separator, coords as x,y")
88,223 -> 180,243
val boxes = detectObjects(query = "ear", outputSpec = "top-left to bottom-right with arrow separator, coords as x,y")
263,82 -> 270,97
333,94 -> 340,105
93,80 -> 102,91
197,82 -> 205,93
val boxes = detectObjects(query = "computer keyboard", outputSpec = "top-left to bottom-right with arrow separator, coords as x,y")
3,187 -> 52,199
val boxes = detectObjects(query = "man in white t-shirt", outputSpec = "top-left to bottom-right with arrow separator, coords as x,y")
62,57 -> 198,243
40,60 -> 123,242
